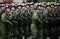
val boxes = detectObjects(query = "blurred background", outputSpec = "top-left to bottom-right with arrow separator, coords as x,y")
0,0 -> 60,4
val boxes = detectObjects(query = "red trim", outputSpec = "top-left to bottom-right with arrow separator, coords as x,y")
0,0 -> 12,4
0,2 -> 12,4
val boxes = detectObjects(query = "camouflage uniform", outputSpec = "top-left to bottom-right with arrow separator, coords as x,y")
1,11 -> 13,39
15,8 -> 23,39
9,10 -> 18,39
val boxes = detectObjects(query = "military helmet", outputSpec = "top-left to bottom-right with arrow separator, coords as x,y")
26,3 -> 30,6
17,3 -> 22,7
34,3 -> 39,10
29,2 -> 34,5
21,3 -> 26,7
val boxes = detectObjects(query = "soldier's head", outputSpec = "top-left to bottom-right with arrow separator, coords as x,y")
37,5 -> 44,13
11,6 -> 16,11
58,4 -> 60,8
37,5 -> 41,10
30,3 -> 34,8
1,4 -> 5,11
5,7 -> 10,13
46,5 -> 51,10
54,5 -> 58,9
17,5 -> 22,10
22,4 -> 27,10
38,5 -> 44,10
51,4 -> 55,8
26,4 -> 30,9
30,4 -> 34,8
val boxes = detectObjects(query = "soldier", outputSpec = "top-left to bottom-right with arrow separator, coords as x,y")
10,5 -> 18,39
0,4 -> 7,39
46,3 -> 58,39
26,3 -> 33,38
21,4 -> 28,39
30,2 -> 34,9
54,4 -> 60,39
15,4 -> 22,15
1,4 -> 5,11
37,4 -> 44,39
0,4 -> 5,14
46,4 -> 52,37
29,3 -> 34,15
40,4 -> 49,39
0,5 -> 3,39
29,3 -> 43,39
0,4 -> 5,21
30,5 -> 39,39
1,7 -> 13,39
50,4 -> 58,39
42,3 -> 55,39
15,4 -> 23,39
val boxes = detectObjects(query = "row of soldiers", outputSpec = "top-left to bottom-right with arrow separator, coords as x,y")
0,2 -> 60,39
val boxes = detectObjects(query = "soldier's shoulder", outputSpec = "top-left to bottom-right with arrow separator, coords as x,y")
2,13 -> 5,15
1,13 -> 6,17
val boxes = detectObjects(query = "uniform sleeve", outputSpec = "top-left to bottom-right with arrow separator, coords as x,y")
1,13 -> 7,22
1,13 -> 12,23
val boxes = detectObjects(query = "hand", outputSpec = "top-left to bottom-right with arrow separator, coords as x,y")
9,22 -> 13,26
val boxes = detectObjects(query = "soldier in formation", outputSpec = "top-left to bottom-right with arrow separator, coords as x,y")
0,2 -> 60,39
